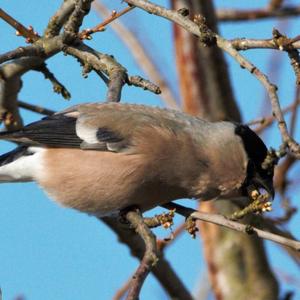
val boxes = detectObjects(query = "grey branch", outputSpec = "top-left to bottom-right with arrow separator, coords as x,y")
124,209 -> 159,300
102,217 -> 193,300
63,0 -> 93,42
45,0 -> 76,38
18,100 -> 55,116
217,5 -> 300,22
162,203 -> 300,251
35,63 -> 71,99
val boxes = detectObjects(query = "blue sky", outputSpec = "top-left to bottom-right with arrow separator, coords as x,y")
0,1 -> 299,299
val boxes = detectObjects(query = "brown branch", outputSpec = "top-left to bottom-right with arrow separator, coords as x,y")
44,0 -> 76,38
250,98 -> 300,134
18,100 -> 55,116
93,1 -> 179,109
122,209 -> 158,300
217,6 -> 300,22
0,8 -> 40,42
230,37 -> 300,51
66,43 -> 168,98
0,46 -> 45,65
79,5 -> 135,39
272,29 -> 300,85
162,203 -> 300,251
290,86 -> 300,137
268,0 -> 284,10
102,217 -> 193,300
35,63 -> 71,100
63,0 -> 93,42
127,76 -> 161,94
106,69 -> 127,102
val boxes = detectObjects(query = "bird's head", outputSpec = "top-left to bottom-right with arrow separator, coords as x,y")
235,124 -> 275,200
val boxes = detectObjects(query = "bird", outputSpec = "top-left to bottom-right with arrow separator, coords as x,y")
0,102 -> 274,217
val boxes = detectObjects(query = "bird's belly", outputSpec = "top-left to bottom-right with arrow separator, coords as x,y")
37,148 -> 187,216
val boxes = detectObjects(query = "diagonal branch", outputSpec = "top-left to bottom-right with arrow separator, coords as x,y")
93,1 -> 179,109
162,203 -> 300,251
45,0 -> 76,38
0,8 -> 40,42
124,209 -> 158,300
217,5 -> 300,22
102,217 -> 193,300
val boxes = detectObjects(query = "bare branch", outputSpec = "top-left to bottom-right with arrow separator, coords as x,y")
127,76 -> 161,94
272,29 -> 300,85
44,0 -> 76,38
217,6 -> 300,22
80,5 -> 135,39
106,68 -> 127,102
63,0 -> 93,42
230,37 -> 300,51
93,1 -> 179,109
18,100 -> 55,116
0,45 -> 45,65
124,209 -> 158,300
162,203 -> 300,251
35,63 -> 71,100
102,218 -> 193,300
0,8 -> 40,42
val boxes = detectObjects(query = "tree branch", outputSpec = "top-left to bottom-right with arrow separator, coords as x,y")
93,1 -> 179,109
44,0 -> 76,38
162,203 -> 300,251
217,6 -> 300,22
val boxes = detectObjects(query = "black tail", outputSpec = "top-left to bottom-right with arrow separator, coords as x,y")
0,146 -> 31,167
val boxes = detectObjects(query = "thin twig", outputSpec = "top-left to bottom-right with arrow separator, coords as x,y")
93,1 -> 179,109
230,37 -> 300,51
103,218 -> 193,300
272,28 -> 300,85
217,6 -> 300,22
162,203 -> 300,251
249,98 -> 300,133
35,63 -> 71,100
127,76 -> 161,94
79,5 -> 135,39
0,8 -> 39,42
290,86 -> 300,137
124,209 -> 159,300
18,100 -> 55,116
